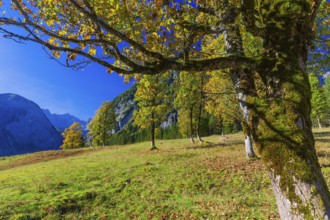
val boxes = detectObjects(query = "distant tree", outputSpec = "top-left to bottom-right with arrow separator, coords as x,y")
309,73 -> 330,128
88,101 -> 117,146
174,72 -> 204,143
204,70 -> 256,159
61,122 -> 84,149
134,75 -> 169,150
205,71 -> 241,128
325,76 -> 330,107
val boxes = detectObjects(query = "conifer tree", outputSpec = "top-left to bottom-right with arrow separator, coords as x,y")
134,75 -> 169,150
61,122 -> 84,149
88,101 -> 117,146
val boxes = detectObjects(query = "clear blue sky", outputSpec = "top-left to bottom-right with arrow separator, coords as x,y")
0,37 -> 132,121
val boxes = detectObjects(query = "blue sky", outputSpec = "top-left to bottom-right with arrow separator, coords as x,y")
0,37 -> 132,121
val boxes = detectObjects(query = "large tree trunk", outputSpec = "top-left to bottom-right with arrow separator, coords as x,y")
224,23 -> 257,159
224,1 -> 330,217
252,68 -> 330,218
253,58 -> 330,219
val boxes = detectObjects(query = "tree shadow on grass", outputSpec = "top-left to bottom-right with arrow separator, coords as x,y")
321,163 -> 330,168
314,132 -> 330,138
315,139 -> 330,143
184,140 -> 244,150
315,138 -> 330,144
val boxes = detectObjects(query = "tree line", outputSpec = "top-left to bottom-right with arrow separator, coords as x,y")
62,70 -> 330,155
60,69 -> 245,150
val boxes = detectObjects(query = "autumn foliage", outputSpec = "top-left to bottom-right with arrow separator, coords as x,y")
60,122 -> 85,149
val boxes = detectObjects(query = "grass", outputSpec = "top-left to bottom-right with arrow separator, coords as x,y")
0,128 -> 330,219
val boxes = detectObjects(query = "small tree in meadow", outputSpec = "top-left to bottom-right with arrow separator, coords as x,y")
61,122 -> 85,149
134,75 -> 169,150
88,101 -> 117,146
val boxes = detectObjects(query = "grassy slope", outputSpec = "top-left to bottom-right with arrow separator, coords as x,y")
1,129 -> 330,219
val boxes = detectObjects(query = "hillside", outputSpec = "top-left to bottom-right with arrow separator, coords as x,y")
1,128 -> 330,219
0,94 -> 62,156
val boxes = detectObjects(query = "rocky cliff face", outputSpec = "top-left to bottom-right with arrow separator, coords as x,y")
0,94 -> 62,156
113,84 -> 137,130
42,109 -> 87,133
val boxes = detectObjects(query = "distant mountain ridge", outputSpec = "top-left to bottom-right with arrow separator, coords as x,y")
0,94 -> 62,156
42,109 -> 88,133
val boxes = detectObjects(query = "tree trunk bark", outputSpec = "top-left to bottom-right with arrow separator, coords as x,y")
189,107 -> 195,143
248,15 -> 330,219
317,117 -> 323,129
253,68 -> 330,219
223,23 -> 257,159
196,75 -> 204,143
150,115 -> 157,150
244,129 -> 256,159
224,1 -> 330,217
195,106 -> 203,143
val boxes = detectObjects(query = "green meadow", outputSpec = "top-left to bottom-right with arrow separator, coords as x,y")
1,128 -> 330,219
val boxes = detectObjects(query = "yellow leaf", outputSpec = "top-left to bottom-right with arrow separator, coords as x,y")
51,51 -> 61,59
46,19 -> 54,27
68,52 -> 77,61
89,48 -> 96,56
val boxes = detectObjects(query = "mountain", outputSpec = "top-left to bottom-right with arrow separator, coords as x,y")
42,109 -> 88,133
0,94 -> 62,156
112,84 -> 137,131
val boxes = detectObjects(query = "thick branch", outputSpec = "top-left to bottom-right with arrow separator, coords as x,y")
67,0 -> 165,61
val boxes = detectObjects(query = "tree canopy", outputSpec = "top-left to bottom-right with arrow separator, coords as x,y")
61,122 -> 85,149
134,74 -> 170,149
0,0 -> 259,78
88,101 -> 117,146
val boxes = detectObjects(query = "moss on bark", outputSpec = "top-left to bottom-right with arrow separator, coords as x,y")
242,0 -> 330,217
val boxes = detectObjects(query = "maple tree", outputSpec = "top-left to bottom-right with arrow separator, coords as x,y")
133,74 -> 169,150
204,71 -> 239,126
61,122 -> 85,149
0,0 -> 329,218
174,71 -> 203,143
204,70 -> 257,158
88,101 -> 117,146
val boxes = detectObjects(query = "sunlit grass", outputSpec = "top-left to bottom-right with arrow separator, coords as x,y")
0,129 -> 329,219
